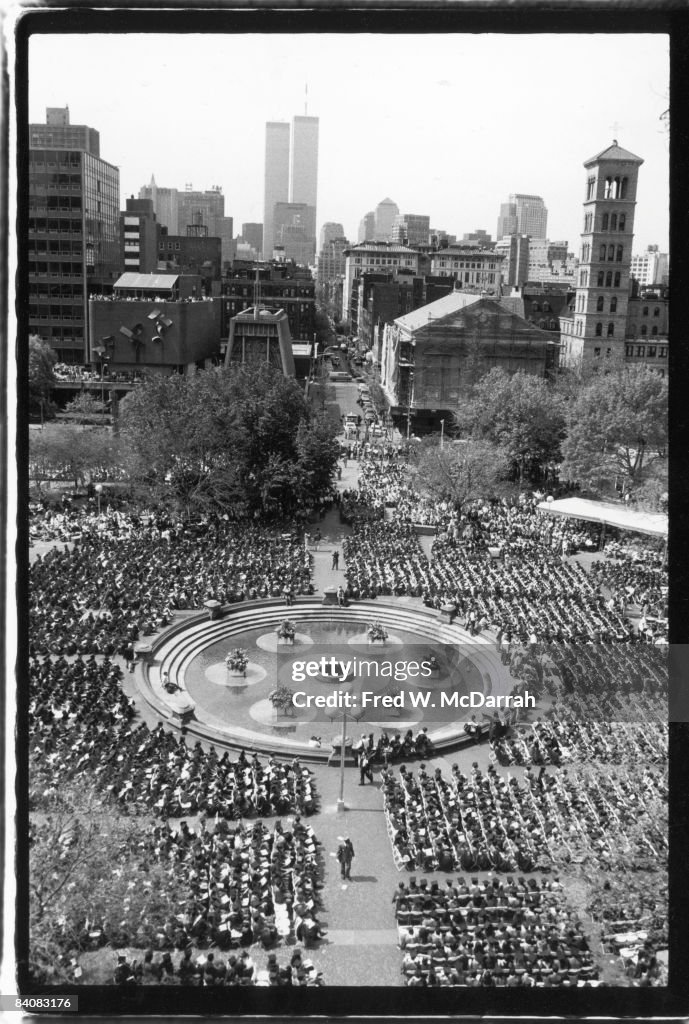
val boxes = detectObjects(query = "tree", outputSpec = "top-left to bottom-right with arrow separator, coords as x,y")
457,369 -> 565,486
29,782 -> 188,980
409,436 -> 510,512
65,392 -> 106,425
119,364 -> 339,518
29,425 -> 123,492
28,334 -> 57,420
559,364 -> 668,494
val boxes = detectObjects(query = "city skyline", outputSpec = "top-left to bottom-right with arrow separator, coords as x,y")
27,33 -> 669,254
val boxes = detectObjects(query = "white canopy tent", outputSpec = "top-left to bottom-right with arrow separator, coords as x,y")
537,497 -> 667,539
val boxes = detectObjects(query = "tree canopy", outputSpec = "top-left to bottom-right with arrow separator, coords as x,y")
456,368 -> 565,485
118,364 -> 340,518
559,363 -> 668,493
28,334 -> 57,418
409,436 -> 510,512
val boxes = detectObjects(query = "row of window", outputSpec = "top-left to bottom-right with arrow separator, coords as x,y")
583,211 -> 627,233
579,270 -> 623,288
594,323 -> 616,337
641,306 -> 662,317
638,325 -> 661,337
595,296 -> 618,313
625,344 -> 667,358
585,175 -> 630,201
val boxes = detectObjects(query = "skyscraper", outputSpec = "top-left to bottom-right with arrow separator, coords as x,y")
319,222 -> 345,251
497,194 -> 548,239
375,198 -> 400,242
29,107 -> 120,362
358,212 -> 375,243
290,115 -> 319,261
263,121 -> 290,258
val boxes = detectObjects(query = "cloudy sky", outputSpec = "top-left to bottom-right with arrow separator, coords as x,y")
28,32 -> 669,252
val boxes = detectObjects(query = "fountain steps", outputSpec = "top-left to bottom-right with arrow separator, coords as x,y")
135,599 -> 511,761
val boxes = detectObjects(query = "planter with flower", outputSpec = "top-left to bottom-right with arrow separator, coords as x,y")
276,619 -> 297,646
225,647 -> 249,678
367,620 -> 389,646
269,685 -> 296,718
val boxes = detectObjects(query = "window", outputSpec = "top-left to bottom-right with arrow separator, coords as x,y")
594,347 -> 601,357
543,302 -> 551,312
620,177 -> 628,199
608,246 -> 615,261
585,213 -> 593,231
607,323 -> 615,337
616,246 -> 623,262
610,213 -> 617,231
595,322 -> 603,336
619,214 -> 626,231
625,344 -> 634,357
600,244 -> 607,261
601,213 -> 609,231
598,271 -> 605,287
641,325 -> 647,336
636,346 -> 645,357
653,307 -> 660,317
606,272 -> 613,287
647,346 -> 657,357
643,306 -> 649,316
610,297 -> 617,313
614,272 -> 621,287
651,326 -> 658,337
659,347 -> 667,358
586,176 -> 596,200
596,296 -> 604,311
606,348 -> 612,357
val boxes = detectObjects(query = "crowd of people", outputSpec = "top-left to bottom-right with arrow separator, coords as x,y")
113,945 -> 324,987
491,705 -> 667,768
29,511 -> 313,657
394,875 -> 598,987
382,760 -> 667,875
29,655 -> 318,820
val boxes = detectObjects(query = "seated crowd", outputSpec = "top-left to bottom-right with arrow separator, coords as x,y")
30,655 -> 318,820
382,760 -> 667,875
491,707 -> 667,769
29,511 -> 313,657
587,876 -> 668,986
40,815 -> 325,980
393,875 -> 598,987
114,946 -> 324,987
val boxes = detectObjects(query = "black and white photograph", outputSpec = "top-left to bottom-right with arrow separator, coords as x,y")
8,6 -> 688,1019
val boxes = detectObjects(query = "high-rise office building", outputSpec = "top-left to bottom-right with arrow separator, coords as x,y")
630,245 -> 669,287
497,193 -> 548,240
139,180 -> 233,265
392,213 -> 431,247
358,212 -> 375,242
241,223 -> 264,255
319,222 -> 345,251
28,107 -> 120,362
290,115 -> 318,261
263,121 -> 291,258
374,198 -> 400,242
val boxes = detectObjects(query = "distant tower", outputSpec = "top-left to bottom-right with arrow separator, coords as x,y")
374,198 -> 399,242
263,122 -> 290,259
290,115 -> 319,254
569,140 -> 644,363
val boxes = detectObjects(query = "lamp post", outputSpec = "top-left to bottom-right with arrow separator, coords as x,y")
95,483 -> 103,515
406,371 -> 414,441
440,419 -> 445,450
337,708 -> 348,813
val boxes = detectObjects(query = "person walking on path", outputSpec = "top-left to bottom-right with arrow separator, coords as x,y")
336,836 -> 355,880
332,550 -> 339,570
313,528 -> 321,551
359,749 -> 373,786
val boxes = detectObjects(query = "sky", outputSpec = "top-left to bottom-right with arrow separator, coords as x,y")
27,33 -> 670,253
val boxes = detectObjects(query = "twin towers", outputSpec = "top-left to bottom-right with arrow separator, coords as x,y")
263,116 -> 319,263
